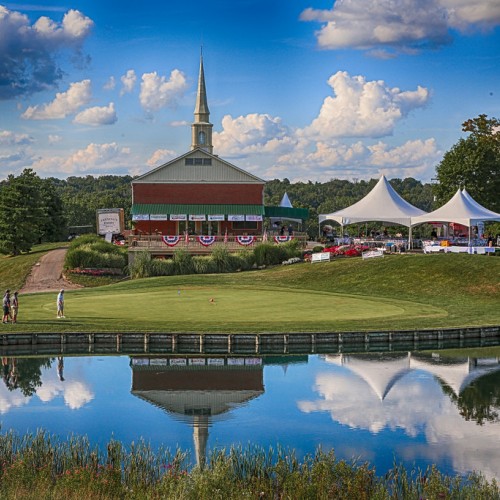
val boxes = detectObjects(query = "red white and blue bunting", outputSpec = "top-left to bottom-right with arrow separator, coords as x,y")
197,235 -> 217,246
274,235 -> 293,244
236,235 -> 256,246
162,236 -> 181,246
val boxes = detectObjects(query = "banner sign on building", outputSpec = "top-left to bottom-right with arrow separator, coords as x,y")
245,215 -> 262,221
132,214 -> 149,221
150,214 -> 168,221
189,214 -> 206,221
208,214 -> 225,221
170,214 -> 187,221
228,214 -> 245,221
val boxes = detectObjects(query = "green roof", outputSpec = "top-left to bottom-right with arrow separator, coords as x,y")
132,203 -> 265,215
264,206 -> 309,219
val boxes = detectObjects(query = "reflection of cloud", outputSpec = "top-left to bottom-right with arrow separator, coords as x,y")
298,368 -> 500,480
0,384 -> 30,414
37,379 -> 94,410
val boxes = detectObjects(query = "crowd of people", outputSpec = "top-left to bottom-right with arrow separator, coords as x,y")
2,289 -> 64,324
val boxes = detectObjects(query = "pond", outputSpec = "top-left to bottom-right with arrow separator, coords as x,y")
1,348 -> 500,480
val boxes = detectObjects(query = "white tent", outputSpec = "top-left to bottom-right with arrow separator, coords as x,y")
318,176 -> 426,228
280,192 -> 293,208
411,189 -> 500,235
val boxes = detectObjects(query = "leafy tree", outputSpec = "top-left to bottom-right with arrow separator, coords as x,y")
0,169 -> 47,254
434,114 -> 500,212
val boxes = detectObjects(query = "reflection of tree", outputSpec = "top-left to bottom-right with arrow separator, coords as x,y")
440,371 -> 500,426
2,358 -> 53,396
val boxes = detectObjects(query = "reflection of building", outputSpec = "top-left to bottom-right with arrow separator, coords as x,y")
130,356 -> 264,466
324,353 -> 500,400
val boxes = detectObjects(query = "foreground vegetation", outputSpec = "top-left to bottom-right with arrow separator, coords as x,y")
0,249 -> 494,333
0,430 -> 498,499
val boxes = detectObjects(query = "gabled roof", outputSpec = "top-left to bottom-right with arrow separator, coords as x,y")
133,149 -> 265,184
412,188 -> 500,226
319,176 -> 426,227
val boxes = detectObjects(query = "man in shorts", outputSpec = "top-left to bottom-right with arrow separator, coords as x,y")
2,290 -> 10,324
10,292 -> 18,324
57,289 -> 65,318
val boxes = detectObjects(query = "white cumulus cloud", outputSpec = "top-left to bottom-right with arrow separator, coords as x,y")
147,148 -> 177,167
22,80 -> 92,120
0,6 -> 93,99
74,102 -> 117,126
103,76 -> 116,90
300,71 -> 429,139
301,0 -> 500,55
0,130 -> 33,146
139,70 -> 188,112
120,69 -> 137,96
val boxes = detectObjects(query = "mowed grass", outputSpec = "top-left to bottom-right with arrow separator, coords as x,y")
1,249 -> 499,334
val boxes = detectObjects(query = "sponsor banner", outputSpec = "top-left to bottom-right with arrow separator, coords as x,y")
227,357 -> 245,366
162,236 -> 181,246
228,214 -> 244,221
132,214 -> 149,221
189,358 -> 206,366
208,214 -> 225,221
131,358 -> 149,366
245,215 -> 262,221
169,358 -> 187,366
274,235 -> 293,244
170,214 -> 187,221
189,214 -> 206,221
245,358 -> 262,366
236,235 -> 256,246
197,235 -> 216,246
207,358 -> 225,366
149,358 -> 168,366
150,214 -> 168,221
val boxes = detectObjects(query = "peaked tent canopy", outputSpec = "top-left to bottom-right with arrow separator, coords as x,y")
462,189 -> 500,217
411,188 -> 500,227
266,191 -> 308,224
318,175 -> 426,228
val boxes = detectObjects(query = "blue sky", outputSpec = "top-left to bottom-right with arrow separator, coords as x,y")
1,0 -> 499,182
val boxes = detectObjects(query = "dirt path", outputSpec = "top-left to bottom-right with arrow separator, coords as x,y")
20,248 -> 82,294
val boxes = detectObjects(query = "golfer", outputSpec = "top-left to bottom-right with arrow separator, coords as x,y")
57,289 -> 65,318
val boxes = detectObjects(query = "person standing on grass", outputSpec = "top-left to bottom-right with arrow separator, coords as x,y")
10,292 -> 18,324
57,289 -> 65,318
2,290 -> 11,324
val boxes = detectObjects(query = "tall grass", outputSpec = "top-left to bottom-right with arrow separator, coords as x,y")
0,431 -> 498,499
64,235 -> 126,271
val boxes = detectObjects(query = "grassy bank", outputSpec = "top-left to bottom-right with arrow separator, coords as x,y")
0,430 -> 498,499
2,250 -> 500,333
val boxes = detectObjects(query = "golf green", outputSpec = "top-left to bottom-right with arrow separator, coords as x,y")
18,285 -> 446,333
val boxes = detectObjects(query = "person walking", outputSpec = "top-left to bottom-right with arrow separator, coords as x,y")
10,292 -> 18,324
2,290 -> 11,324
57,289 -> 65,318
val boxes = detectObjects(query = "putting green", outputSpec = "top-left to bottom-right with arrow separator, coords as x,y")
20,285 -> 446,333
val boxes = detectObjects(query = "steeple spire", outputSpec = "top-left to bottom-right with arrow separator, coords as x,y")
191,51 -> 213,154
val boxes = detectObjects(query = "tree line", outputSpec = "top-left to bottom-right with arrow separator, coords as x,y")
0,114 -> 498,254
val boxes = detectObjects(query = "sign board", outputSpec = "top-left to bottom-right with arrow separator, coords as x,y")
97,208 -> 124,235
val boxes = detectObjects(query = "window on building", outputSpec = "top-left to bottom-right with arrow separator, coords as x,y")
203,158 -> 212,165
198,131 -> 206,145
185,158 -> 194,165
194,158 -> 203,165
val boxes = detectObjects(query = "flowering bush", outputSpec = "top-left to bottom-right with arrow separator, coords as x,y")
282,257 -> 302,265
70,268 -> 107,276
322,244 -> 371,258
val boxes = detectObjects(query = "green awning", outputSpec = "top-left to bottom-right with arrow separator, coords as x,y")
132,203 -> 265,215
264,206 -> 309,220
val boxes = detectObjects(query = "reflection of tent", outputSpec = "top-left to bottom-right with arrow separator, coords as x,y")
324,353 -> 412,401
324,353 -> 500,400
318,176 -> 426,228
412,189 -> 500,244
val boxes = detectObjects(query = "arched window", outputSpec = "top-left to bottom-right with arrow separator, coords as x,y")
198,131 -> 206,145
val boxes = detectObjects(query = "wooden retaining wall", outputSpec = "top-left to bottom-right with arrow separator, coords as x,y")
0,326 -> 499,356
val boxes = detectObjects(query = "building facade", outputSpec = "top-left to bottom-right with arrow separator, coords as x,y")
131,56 -> 266,237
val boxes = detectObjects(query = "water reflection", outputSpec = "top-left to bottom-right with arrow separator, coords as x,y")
0,350 -> 499,479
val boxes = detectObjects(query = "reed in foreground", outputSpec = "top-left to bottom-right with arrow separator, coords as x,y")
0,430 -> 498,499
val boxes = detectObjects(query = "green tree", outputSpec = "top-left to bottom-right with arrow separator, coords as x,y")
0,169 -> 47,254
434,114 -> 500,212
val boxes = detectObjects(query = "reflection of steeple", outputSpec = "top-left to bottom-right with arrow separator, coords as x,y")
130,356 -> 264,467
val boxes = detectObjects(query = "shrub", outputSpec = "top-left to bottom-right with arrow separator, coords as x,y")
150,258 -> 176,277
253,243 -> 287,266
129,251 -> 152,279
312,245 -> 324,253
173,249 -> 194,275
211,246 -> 233,273
193,256 -> 218,274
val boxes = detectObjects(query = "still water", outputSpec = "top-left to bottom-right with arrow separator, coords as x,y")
1,350 -> 500,480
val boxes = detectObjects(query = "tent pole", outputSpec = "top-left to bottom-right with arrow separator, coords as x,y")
408,226 -> 412,250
